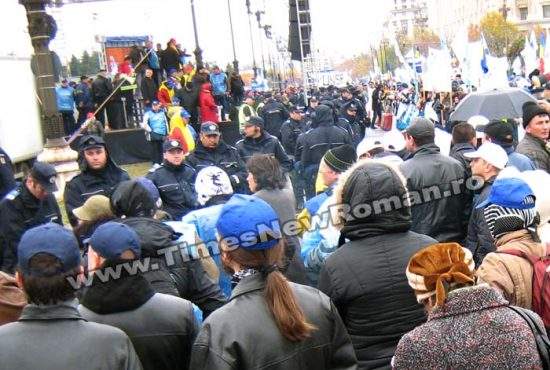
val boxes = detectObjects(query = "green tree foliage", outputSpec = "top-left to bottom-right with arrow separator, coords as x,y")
480,11 -> 524,61
80,50 -> 92,75
89,51 -> 101,75
69,54 -> 80,77
397,27 -> 440,56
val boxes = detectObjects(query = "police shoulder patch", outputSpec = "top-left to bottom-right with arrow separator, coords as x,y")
148,163 -> 163,173
5,188 -> 20,201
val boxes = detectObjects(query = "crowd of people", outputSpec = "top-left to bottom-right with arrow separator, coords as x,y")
1,47 -> 550,368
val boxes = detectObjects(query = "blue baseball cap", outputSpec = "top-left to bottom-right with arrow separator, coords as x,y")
477,177 -> 536,210
180,108 -> 191,119
216,194 -> 281,250
87,222 -> 141,260
18,223 -> 81,276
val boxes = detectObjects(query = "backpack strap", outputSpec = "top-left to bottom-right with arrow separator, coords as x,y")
497,249 -> 541,266
508,306 -> 550,370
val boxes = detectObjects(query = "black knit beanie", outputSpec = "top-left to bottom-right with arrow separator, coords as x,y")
522,101 -> 548,129
323,144 -> 357,173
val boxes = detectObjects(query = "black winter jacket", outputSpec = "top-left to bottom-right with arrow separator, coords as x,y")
280,118 -> 307,157
0,184 -> 62,273
79,264 -> 198,370
140,77 -> 158,104
185,140 -> 247,193
465,177 -> 495,266
119,217 -> 226,318
300,105 -> 352,168
318,162 -> 437,369
64,144 -> 130,226
146,161 -> 198,220
261,99 -> 289,138
190,273 -> 357,370
399,143 -> 470,243
236,131 -> 293,172
91,75 -> 113,104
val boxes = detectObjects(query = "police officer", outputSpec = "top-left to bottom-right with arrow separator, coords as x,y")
146,138 -> 198,219
280,107 -> 308,209
64,135 -> 130,226
337,103 -> 362,147
0,162 -> 62,273
280,107 -> 307,159
300,105 -> 351,199
185,123 -> 248,193
235,116 -> 293,172
261,94 -> 289,139
0,147 -> 15,199
339,88 -> 366,126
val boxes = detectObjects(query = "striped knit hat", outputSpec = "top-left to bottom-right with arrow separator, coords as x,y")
322,144 -> 357,173
483,204 -> 537,239
479,177 -> 537,239
406,243 -> 475,307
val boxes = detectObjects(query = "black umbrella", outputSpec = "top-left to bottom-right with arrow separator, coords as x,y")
449,88 -> 536,122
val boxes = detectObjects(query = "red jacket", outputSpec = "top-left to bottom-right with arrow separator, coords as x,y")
118,61 -> 133,75
199,83 -> 219,123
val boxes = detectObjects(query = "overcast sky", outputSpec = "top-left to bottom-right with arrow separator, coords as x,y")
3,0 -> 391,68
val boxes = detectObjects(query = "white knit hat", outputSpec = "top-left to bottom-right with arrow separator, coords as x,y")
195,166 -> 233,206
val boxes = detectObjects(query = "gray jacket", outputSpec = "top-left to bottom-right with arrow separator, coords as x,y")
190,274 -> 357,370
399,143 -> 470,243
0,300 -> 142,370
516,133 -> 550,172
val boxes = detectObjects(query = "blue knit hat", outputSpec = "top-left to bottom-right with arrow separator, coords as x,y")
216,194 -> 281,250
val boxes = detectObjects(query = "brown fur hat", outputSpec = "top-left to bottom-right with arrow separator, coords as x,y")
406,243 -> 475,307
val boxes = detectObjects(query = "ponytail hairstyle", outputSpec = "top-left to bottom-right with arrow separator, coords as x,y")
222,239 -> 316,342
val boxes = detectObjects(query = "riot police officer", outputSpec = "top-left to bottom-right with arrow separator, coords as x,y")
146,138 -> 198,219
64,135 -> 130,226
0,162 -> 62,273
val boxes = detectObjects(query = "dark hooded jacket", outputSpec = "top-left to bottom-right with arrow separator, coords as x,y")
64,135 -> 129,226
318,161 -> 437,370
399,143 -> 470,243
300,105 -> 352,168
110,180 -> 226,318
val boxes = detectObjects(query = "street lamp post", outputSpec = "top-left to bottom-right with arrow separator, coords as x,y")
255,10 -> 267,77
227,0 -> 239,72
19,0 -> 78,196
245,0 -> 258,77
189,0 -> 204,70
20,0 -> 65,146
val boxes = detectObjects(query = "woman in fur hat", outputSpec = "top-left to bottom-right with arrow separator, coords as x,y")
393,242 -> 544,369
